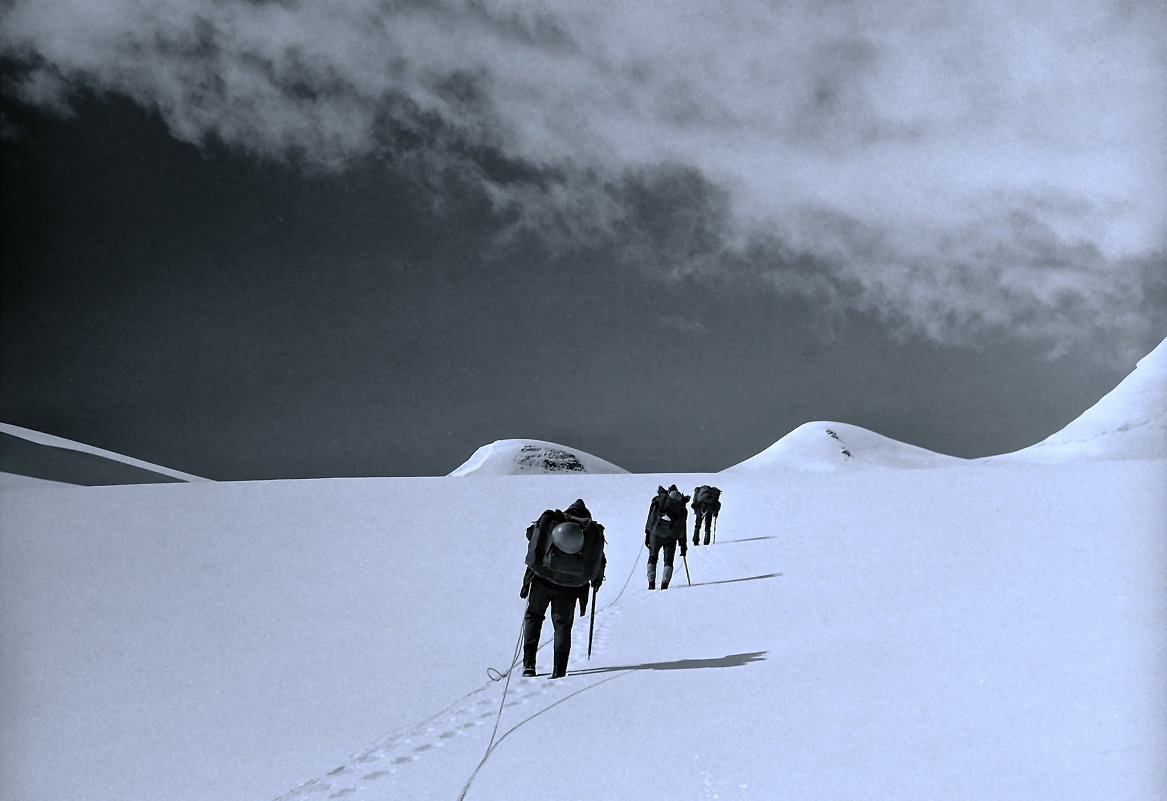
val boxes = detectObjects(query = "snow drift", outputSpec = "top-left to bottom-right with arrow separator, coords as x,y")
448,438 -> 629,476
722,421 -> 965,472
988,336 -> 1167,464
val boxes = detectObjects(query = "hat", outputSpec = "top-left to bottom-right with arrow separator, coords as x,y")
564,498 -> 591,519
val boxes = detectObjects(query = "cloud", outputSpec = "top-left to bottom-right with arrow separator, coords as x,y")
2,0 -> 1164,353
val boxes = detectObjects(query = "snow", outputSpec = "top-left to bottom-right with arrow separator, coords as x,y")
1,461 -> 1164,801
722,421 -> 966,472
0,422 -> 212,483
0,471 -> 72,490
449,438 -> 630,476
1,338 -> 1164,800
987,337 -> 1167,464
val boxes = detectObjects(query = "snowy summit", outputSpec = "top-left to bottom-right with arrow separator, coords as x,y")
448,438 -> 630,476
723,420 -> 965,472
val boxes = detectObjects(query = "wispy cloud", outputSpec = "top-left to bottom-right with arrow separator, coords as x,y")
3,0 -> 1163,353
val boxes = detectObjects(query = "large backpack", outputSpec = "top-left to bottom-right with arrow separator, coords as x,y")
693,485 -> 721,505
649,487 -> 688,539
525,510 -> 604,588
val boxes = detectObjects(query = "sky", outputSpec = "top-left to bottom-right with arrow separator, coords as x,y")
2,0 -> 1165,479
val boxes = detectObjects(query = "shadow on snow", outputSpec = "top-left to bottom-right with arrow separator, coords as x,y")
682,573 -> 783,589
709,536 -> 779,545
570,650 -> 767,676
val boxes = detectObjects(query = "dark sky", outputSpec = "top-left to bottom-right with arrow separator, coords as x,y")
2,1 -> 1165,479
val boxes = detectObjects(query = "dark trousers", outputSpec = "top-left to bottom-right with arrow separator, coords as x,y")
693,509 -> 714,544
647,535 -> 679,586
523,577 -> 578,656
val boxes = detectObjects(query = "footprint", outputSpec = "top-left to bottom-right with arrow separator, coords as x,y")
276,576 -> 642,801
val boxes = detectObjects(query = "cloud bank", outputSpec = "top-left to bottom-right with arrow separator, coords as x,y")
3,0 -> 1164,353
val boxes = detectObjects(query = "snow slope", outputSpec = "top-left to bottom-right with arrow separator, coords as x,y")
0,471 -> 72,490
988,336 -> 1167,463
723,421 -> 965,472
448,438 -> 629,476
0,422 -> 211,485
2,463 -> 1163,801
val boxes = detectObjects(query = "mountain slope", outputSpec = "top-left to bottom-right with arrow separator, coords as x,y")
0,423 -> 211,486
448,438 -> 630,476
0,471 -> 73,490
988,336 -> 1167,463
722,421 -> 965,472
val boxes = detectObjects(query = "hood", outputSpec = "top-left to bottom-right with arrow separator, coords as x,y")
563,498 -> 592,521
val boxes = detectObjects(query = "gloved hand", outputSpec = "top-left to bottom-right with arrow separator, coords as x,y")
681,547 -> 688,558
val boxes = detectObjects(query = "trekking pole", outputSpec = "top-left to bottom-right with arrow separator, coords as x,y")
682,553 -> 691,586
587,587 -> 597,660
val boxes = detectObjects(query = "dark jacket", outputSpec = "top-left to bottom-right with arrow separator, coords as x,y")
645,485 -> 689,543
522,499 -> 606,610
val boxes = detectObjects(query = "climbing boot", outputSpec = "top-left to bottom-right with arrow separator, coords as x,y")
521,645 -> 537,677
551,650 -> 569,679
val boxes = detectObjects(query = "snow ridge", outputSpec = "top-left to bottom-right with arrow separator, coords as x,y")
448,439 -> 629,476
0,422 -> 211,483
722,421 -> 964,472
988,336 -> 1167,463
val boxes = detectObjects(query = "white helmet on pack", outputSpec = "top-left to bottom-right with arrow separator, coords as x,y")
549,520 -> 585,554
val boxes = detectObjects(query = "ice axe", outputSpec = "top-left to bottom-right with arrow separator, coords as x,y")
682,553 -> 691,586
587,586 -> 597,660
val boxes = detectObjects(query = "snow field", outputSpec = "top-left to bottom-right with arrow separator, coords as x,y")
5,461 -> 1163,800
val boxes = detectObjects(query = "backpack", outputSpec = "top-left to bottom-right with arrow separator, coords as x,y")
693,485 -> 721,505
649,486 -> 688,539
660,488 -> 687,519
525,510 -> 604,588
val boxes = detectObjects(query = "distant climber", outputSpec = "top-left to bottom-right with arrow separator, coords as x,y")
520,498 -> 606,678
691,485 -> 722,546
644,485 -> 689,589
